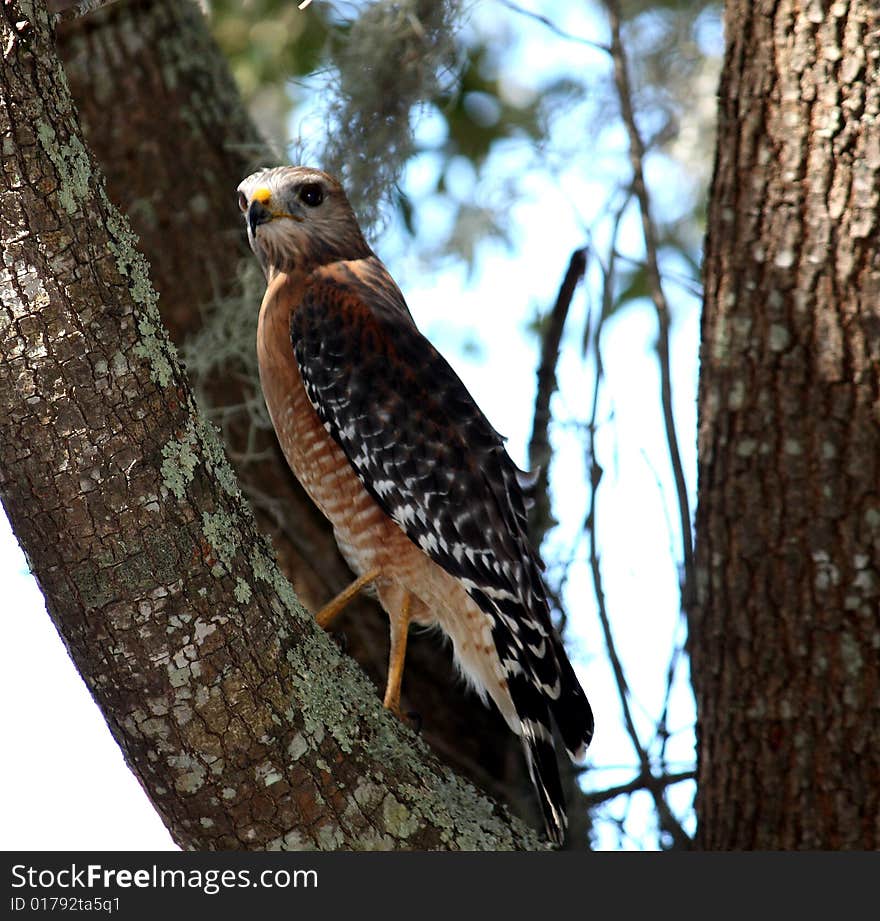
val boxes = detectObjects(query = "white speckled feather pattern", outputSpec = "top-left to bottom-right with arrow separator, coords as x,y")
256,273 -> 515,728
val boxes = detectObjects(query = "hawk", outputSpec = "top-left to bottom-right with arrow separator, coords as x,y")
237,165 -> 593,845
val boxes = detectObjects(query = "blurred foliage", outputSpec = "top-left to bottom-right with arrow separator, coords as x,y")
207,0 -> 719,267
208,0 -> 331,146
210,0 -> 329,93
206,0 -> 576,241
438,43 -> 544,167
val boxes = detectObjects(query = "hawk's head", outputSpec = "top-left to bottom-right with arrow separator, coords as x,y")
237,166 -> 371,277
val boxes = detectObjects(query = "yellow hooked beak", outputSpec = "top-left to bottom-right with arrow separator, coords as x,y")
247,187 -> 303,235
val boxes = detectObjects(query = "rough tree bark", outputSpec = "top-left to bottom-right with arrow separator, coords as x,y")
0,0 -> 538,850
693,0 -> 880,849
53,0 -> 534,831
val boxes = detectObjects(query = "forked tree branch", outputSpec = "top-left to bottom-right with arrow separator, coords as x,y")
581,770 -> 695,808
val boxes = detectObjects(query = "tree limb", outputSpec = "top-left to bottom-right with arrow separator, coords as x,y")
55,0 -> 531,826
0,0 -> 538,851
527,247 -> 587,547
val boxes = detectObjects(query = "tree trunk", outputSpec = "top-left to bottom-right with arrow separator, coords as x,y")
53,0 -> 533,830
0,0 -> 537,850
693,0 -> 880,849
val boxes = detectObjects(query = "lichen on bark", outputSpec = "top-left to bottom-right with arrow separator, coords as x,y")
0,0 -> 538,851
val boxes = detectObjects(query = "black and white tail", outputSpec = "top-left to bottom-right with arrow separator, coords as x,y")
471,590 -> 594,846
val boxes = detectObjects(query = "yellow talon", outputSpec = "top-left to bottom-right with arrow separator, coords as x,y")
383,592 -> 412,717
314,567 -> 380,629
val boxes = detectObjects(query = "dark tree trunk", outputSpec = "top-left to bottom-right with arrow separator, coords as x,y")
693,0 -> 880,849
54,0 -> 532,830
0,0 -> 537,851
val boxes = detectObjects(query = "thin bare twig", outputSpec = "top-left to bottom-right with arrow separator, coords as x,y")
585,214 -> 642,759
655,624 -> 687,766
583,770 -> 696,808
584,196 -> 693,850
498,0 -> 610,52
613,251 -> 704,300
527,247 -> 588,548
604,0 -> 696,613
584,198 -> 645,763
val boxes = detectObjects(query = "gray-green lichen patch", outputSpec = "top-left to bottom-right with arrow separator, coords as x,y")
352,777 -> 385,810
233,578 -> 252,604
381,792 -> 419,839
249,542 -> 309,623
353,831 -> 397,851
169,752 -> 207,795
147,697 -> 169,716
193,618 -> 219,644
134,314 -> 176,389
35,120 -> 91,214
256,761 -> 284,788
315,823 -> 344,850
160,414 -> 241,502
167,659 -> 197,690
283,625 -> 538,849
285,631 -> 364,752
274,829 -> 308,851
201,509 -> 240,572
175,770 -> 205,795
353,705 -> 539,849
194,415 -> 241,499
416,773 -> 544,851
160,429 -> 200,500
99,192 -> 179,388
249,544 -> 276,584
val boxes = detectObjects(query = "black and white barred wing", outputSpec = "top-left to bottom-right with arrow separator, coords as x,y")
290,258 -> 594,842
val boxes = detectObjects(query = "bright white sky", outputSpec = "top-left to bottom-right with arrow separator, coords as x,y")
0,0 -> 716,850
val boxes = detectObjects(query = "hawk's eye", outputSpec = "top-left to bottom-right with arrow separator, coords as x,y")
237,190 -> 248,212
299,183 -> 324,207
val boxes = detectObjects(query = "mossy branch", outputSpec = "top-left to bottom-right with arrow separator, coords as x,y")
0,0 -> 539,851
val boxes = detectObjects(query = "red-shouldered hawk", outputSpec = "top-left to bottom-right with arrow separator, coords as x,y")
237,165 -> 593,845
